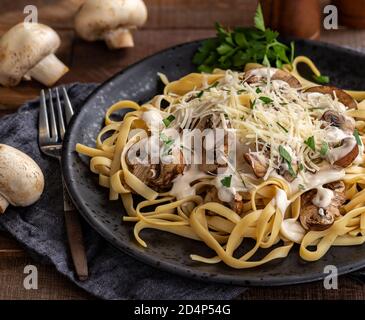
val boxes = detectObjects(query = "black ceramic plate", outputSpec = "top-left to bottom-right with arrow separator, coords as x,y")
62,39 -> 365,286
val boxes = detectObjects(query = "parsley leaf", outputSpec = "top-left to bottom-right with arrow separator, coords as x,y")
259,96 -> 273,104
221,175 -> 232,188
254,3 -> 265,32
162,115 -> 175,128
313,74 -> 330,84
192,5 -> 294,72
298,184 -> 305,191
320,141 -> 329,156
354,129 -> 362,146
304,136 -> 316,151
279,145 -> 292,163
160,133 -> 174,148
250,99 -> 256,109
277,122 -> 288,133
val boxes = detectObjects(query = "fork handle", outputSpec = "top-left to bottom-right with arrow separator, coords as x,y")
62,182 -> 89,281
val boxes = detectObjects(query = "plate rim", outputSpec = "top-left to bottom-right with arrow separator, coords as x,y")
62,38 -> 365,286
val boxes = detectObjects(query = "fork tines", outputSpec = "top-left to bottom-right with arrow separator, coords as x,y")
39,86 -> 74,145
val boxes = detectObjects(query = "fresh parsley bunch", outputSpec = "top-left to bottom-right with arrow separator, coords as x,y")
193,4 -> 294,73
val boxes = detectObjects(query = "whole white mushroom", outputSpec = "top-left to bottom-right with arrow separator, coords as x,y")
0,144 -> 44,213
0,22 -> 69,87
74,0 -> 148,49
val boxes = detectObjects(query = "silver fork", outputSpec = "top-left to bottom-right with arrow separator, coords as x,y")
39,87 -> 88,281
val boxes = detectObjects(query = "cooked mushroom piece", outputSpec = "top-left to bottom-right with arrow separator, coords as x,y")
74,0 -> 148,49
0,144 -> 44,213
244,152 -> 268,178
321,110 -> 355,134
128,152 -> 185,192
299,181 -> 346,231
245,67 -> 302,88
305,86 -> 357,109
328,137 -> 359,168
0,23 -> 69,87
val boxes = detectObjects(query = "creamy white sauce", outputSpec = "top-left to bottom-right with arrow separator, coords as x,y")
272,188 -> 290,214
326,137 -> 357,164
280,218 -> 306,243
214,167 -> 246,203
170,165 -> 208,200
312,186 -> 334,208
324,126 -> 348,144
289,168 -> 345,195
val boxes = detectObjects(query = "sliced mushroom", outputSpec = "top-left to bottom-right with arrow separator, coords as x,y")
321,110 -> 355,134
245,67 -> 302,88
0,23 -> 69,87
327,137 -> 359,168
0,144 -> 44,213
300,181 -> 345,231
305,86 -> 357,109
231,193 -> 245,215
74,0 -> 148,49
128,152 -> 185,192
244,152 -> 268,178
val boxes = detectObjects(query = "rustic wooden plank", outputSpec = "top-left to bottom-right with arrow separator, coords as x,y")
240,277 -> 365,299
146,0 -> 258,29
0,0 -> 257,30
0,232 -> 26,258
65,28 -> 215,84
0,256 -> 92,299
0,0 -> 84,29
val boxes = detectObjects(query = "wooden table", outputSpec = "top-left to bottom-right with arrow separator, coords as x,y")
1,0 -> 365,300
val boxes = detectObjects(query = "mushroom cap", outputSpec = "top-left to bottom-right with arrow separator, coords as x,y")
245,67 -> 302,88
0,22 -> 61,87
305,86 -> 357,109
0,144 -> 44,207
75,0 -> 148,41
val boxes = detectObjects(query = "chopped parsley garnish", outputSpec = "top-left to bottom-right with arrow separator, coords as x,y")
250,99 -> 256,109
221,175 -> 232,188
279,145 -> 292,163
320,141 -> 329,156
237,89 -> 246,94
304,136 -> 316,151
313,74 -> 330,84
298,184 -> 305,191
279,145 -> 296,177
192,4 -> 294,72
259,96 -> 273,104
354,129 -> 362,146
255,87 -> 262,94
162,115 -> 176,128
197,90 -> 204,98
276,122 -> 288,133
196,81 -> 219,99
160,133 -> 174,147
299,163 -> 304,171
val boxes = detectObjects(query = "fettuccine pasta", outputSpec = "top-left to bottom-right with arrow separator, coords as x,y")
76,56 -> 365,269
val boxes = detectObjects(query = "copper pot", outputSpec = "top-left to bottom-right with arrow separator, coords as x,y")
333,0 -> 365,29
261,0 -> 321,39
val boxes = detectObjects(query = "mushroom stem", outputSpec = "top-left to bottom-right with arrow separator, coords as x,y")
0,194 -> 9,214
27,53 -> 69,87
103,28 -> 134,49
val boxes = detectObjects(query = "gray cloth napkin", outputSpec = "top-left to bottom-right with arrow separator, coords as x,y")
0,83 -> 246,300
